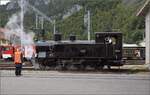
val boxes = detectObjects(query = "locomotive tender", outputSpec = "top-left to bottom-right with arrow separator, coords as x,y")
35,32 -> 123,70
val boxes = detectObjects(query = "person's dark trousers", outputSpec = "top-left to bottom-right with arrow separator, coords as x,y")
15,64 -> 22,76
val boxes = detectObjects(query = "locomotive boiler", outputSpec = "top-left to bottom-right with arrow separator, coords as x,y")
35,32 -> 123,70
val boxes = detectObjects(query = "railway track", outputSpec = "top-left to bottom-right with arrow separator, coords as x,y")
0,63 -> 32,67
124,59 -> 145,65
0,60 -> 146,71
0,60 -> 33,70
0,65 -> 34,70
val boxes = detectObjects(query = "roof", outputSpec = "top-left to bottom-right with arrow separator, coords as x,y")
137,0 -> 150,16
123,43 -> 145,47
35,40 -> 96,46
123,44 -> 138,47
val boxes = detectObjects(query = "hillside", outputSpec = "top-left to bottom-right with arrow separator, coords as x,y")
0,0 -> 147,43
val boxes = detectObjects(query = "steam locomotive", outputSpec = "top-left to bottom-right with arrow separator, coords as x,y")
35,32 -> 124,70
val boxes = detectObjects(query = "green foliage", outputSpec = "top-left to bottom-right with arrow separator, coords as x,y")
57,9 -> 85,40
56,0 -> 145,43
0,0 -> 146,43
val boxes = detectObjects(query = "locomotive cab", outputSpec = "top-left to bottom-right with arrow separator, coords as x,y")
95,32 -> 122,59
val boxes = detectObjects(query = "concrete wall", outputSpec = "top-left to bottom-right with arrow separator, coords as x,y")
145,9 -> 150,68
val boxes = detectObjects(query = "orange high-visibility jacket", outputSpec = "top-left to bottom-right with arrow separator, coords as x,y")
14,51 -> 22,64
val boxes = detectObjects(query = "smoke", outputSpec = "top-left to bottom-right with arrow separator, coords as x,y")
4,0 -> 35,45
4,12 -> 34,45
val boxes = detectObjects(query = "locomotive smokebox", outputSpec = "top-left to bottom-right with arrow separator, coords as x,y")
69,35 -> 76,41
54,33 -> 61,41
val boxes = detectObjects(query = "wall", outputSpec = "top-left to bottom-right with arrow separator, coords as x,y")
145,9 -> 150,68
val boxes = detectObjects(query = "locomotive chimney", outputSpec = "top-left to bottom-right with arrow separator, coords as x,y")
54,33 -> 61,41
69,35 -> 76,41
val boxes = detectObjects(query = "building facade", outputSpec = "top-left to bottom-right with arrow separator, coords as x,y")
0,28 -> 9,45
145,8 -> 150,65
137,0 -> 150,68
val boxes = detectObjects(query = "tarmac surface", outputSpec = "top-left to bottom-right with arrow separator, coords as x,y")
0,70 -> 150,95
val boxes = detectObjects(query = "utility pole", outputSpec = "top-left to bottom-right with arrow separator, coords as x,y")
87,10 -> 90,41
35,14 -> 38,29
0,0 -> 1,27
20,0 -> 24,48
53,19 -> 56,34
40,16 -> 44,29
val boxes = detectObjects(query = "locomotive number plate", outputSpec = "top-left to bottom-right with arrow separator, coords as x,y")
38,52 -> 46,58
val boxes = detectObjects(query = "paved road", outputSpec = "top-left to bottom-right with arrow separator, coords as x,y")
0,70 -> 150,95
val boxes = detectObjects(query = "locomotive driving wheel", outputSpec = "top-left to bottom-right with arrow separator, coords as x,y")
98,65 -> 104,70
107,65 -> 111,70
39,63 -> 46,70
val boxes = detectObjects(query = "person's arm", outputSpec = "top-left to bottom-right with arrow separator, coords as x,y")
21,53 -> 24,63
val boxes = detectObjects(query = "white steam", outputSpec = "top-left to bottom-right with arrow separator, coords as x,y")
4,0 -> 34,45
4,12 -> 34,45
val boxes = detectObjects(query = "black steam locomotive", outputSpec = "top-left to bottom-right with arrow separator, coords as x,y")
35,32 -> 123,70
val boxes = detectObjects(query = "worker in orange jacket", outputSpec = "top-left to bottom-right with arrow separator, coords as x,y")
14,48 -> 23,76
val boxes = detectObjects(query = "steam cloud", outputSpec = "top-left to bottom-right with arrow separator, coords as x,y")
4,0 -> 34,45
